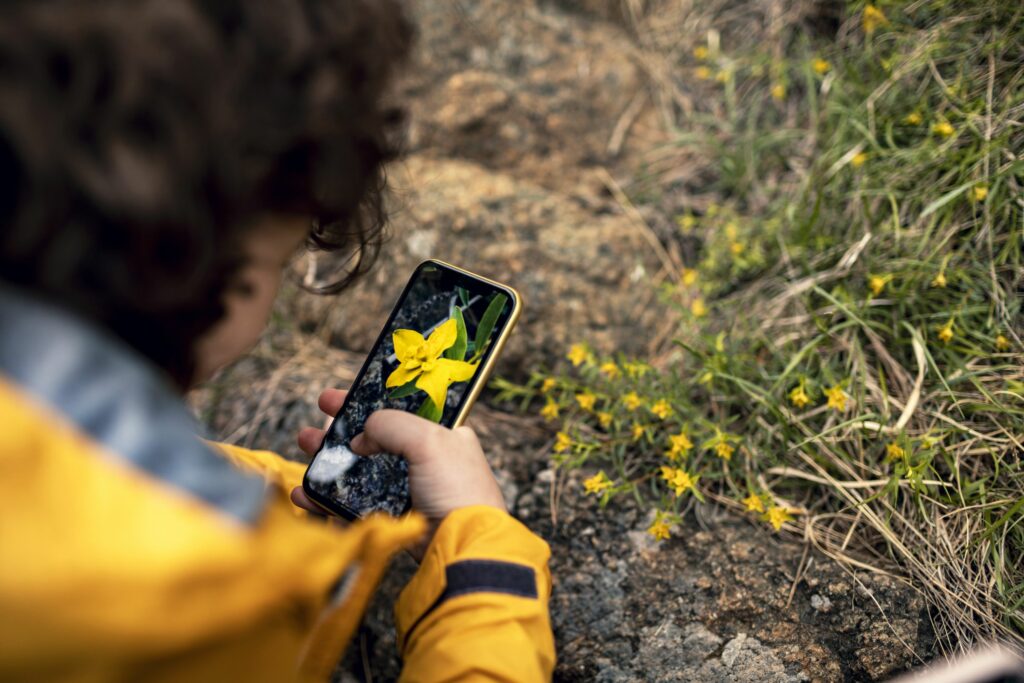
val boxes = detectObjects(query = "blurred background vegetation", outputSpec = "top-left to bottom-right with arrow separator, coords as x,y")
505,0 -> 1022,654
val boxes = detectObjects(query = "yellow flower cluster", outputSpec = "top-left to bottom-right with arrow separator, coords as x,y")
584,471 -> 613,495
660,466 -> 697,496
764,506 -> 795,531
666,431 -> 694,460
868,274 -> 891,296
742,494 -> 765,513
567,343 -> 595,367
789,384 -> 811,409
650,399 -> 673,420
575,391 -> 597,411
647,512 -> 671,541
886,442 -> 906,460
824,384 -> 847,412
862,5 -> 889,35
937,319 -> 954,344
553,432 -> 572,453
932,121 -> 955,138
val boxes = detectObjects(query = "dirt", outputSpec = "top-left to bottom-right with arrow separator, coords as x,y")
194,1 -> 939,680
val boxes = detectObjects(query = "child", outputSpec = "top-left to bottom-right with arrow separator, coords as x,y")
0,1 -> 555,681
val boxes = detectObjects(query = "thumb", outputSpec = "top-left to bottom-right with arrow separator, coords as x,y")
349,409 -> 447,465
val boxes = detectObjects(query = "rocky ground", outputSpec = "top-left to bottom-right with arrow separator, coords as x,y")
194,1 -> 938,680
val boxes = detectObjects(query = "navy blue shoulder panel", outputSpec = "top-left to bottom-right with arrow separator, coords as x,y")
0,287 -> 267,525
402,558 -> 538,649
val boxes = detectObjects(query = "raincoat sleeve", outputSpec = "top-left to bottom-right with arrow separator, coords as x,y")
394,505 -> 556,682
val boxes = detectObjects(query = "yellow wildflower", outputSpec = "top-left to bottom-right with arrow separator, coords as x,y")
903,112 -> 923,125
715,441 -> 734,460
650,399 -> 673,420
553,431 -> 572,453
715,70 -> 731,84
812,58 -> 830,75
851,151 -> 868,168
600,362 -> 621,379
886,442 -> 905,460
931,271 -> 947,288
764,506 -> 794,531
729,241 -> 745,256
660,466 -> 696,495
937,319 -> 954,344
583,471 -> 613,495
972,184 -> 988,202
681,268 -> 698,286
771,83 -> 786,101
788,384 -> 811,409
691,298 -> 708,317
622,391 -> 642,411
597,411 -> 613,428
648,514 -> 671,541
862,4 -> 889,35
868,274 -> 890,296
540,377 -> 557,393
694,66 -> 712,81
995,334 -> 1011,351
666,432 -> 694,460
567,343 -> 590,366
742,494 -> 765,513
631,423 -> 646,441
575,391 -> 597,412
386,318 -> 479,411
540,400 -> 560,421
824,384 -> 847,412
677,213 -> 697,231
932,121 -> 955,138
693,45 -> 709,60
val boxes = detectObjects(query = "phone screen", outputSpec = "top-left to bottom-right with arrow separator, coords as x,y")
303,261 -> 517,519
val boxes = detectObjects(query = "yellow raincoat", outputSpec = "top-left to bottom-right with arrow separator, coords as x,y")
0,288 -> 555,682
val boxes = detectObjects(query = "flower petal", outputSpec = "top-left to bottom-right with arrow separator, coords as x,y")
425,318 -> 458,359
416,366 -> 450,411
393,329 -> 425,363
386,363 -> 421,389
435,358 -> 479,383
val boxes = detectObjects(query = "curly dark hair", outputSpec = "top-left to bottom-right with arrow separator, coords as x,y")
0,0 -> 412,387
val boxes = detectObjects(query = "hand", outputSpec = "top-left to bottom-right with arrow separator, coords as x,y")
291,388 -> 507,560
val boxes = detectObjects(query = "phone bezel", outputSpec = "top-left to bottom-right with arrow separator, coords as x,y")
301,259 -> 522,520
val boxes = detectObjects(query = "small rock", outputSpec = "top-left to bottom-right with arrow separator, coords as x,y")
810,594 -> 832,613
535,468 -> 555,483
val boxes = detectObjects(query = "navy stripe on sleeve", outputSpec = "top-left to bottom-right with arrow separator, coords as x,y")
403,559 -> 538,648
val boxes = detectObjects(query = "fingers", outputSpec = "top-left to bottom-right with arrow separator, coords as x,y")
290,486 -> 321,512
349,409 -> 446,464
290,487 -> 350,528
298,427 -> 325,456
318,388 -> 347,417
296,388 -> 347,456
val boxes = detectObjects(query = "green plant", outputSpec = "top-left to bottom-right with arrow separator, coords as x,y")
498,0 -> 1023,654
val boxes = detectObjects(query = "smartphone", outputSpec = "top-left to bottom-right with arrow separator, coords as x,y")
302,259 -> 521,520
